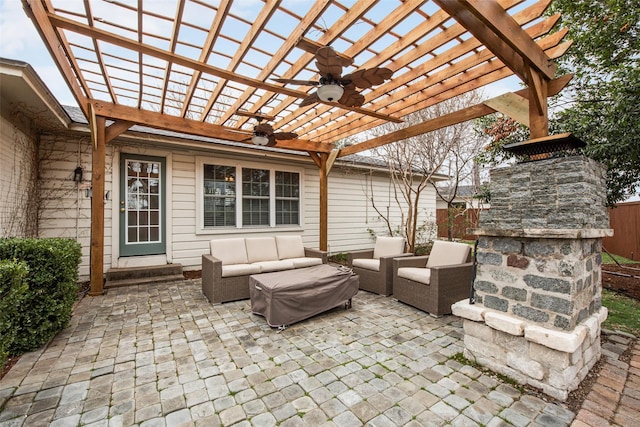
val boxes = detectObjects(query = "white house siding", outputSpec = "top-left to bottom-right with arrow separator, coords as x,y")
37,135 -> 110,278
35,134 -> 437,279
327,166 -> 437,255
0,109 -> 39,238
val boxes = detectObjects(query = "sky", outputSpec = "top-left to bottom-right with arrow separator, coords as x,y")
1,1 -> 77,106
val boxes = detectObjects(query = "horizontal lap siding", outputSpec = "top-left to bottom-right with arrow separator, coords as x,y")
0,113 -> 38,238
327,168 -> 436,255
38,135 -> 108,278
33,136 -> 437,276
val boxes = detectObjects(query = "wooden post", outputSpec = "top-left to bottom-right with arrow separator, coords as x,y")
89,113 -> 106,296
319,153 -> 329,251
528,67 -> 549,139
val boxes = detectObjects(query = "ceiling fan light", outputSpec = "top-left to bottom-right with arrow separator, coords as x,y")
317,84 -> 344,102
252,135 -> 269,146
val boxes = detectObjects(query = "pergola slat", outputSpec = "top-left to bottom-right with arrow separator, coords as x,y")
24,0 -> 568,154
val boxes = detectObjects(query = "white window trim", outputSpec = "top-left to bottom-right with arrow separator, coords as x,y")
195,156 -> 304,235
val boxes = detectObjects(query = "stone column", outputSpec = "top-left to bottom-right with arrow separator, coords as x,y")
452,155 -> 613,401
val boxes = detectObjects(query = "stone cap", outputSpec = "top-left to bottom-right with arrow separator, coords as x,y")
452,299 -> 609,353
469,228 -> 613,239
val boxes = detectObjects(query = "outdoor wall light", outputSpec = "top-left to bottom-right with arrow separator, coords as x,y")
252,134 -> 270,146
73,166 -> 83,183
317,84 -> 344,102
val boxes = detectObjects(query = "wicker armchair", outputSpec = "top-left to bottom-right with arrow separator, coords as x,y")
347,236 -> 411,296
393,240 -> 472,316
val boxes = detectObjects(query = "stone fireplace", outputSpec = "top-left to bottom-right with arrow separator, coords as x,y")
452,154 -> 613,400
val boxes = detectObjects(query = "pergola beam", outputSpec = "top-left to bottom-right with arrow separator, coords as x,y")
435,0 -> 556,82
338,74 -> 572,157
89,101 -> 332,153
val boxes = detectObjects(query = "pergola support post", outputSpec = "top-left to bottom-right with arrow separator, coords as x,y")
319,153 -> 329,252
89,111 -> 106,296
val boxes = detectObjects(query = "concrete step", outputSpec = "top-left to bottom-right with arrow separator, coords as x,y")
105,264 -> 183,288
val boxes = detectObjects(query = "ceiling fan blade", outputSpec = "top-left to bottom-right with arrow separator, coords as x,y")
299,92 -> 320,107
273,132 -> 298,140
254,123 -> 274,135
339,87 -> 365,107
266,136 -> 278,147
315,46 -> 350,78
273,78 -> 319,86
342,67 -> 393,89
235,110 -> 275,121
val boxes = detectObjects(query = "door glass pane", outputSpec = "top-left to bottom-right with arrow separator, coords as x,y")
125,159 -> 162,245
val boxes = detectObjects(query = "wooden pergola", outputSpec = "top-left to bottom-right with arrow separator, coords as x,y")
23,0 -> 571,295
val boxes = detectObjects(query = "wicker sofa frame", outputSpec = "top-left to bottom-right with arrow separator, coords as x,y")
392,252 -> 473,317
202,247 -> 327,304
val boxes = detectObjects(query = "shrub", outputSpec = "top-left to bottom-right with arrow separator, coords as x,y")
0,260 -> 29,369
0,238 -> 81,353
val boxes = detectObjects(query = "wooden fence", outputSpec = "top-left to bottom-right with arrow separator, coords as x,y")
603,201 -> 640,261
437,202 -> 639,261
436,208 -> 481,241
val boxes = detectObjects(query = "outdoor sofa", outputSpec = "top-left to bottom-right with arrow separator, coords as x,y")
202,236 -> 327,304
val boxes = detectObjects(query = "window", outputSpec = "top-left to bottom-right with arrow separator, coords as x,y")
242,168 -> 270,226
276,171 -> 300,225
199,160 -> 301,231
203,165 -> 236,227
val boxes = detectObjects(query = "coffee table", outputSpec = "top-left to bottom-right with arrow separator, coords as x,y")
249,264 -> 359,329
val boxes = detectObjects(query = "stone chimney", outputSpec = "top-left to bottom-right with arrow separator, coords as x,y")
453,152 -> 612,401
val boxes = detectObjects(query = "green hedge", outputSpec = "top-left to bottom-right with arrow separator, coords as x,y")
0,238 -> 81,353
0,260 -> 29,368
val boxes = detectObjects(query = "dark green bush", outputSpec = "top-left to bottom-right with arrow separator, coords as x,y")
0,260 -> 29,369
0,238 -> 81,353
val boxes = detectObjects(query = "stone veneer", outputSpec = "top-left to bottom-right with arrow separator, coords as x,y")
455,155 -> 613,401
452,300 -> 608,401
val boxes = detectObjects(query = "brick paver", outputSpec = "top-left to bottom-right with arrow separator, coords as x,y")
0,279 -> 629,426
571,332 -> 639,427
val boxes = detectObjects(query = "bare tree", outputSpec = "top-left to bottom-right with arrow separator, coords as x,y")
434,131 -> 486,241
368,91 -> 483,252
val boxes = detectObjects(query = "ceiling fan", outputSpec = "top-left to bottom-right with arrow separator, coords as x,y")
273,46 -> 393,108
236,111 -> 298,147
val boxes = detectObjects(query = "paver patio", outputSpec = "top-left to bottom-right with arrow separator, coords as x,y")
0,279 -> 580,426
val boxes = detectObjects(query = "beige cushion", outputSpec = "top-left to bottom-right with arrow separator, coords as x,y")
221,263 -> 261,277
276,235 -> 306,259
210,238 -> 248,265
245,237 -> 279,263
352,258 -> 380,271
253,259 -> 295,272
373,236 -> 405,259
398,267 -> 431,285
290,257 -> 323,268
426,240 -> 471,268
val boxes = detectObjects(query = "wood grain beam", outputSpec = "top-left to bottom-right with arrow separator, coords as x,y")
105,120 -> 135,143
435,0 -> 555,82
89,101 -> 332,152
89,112 -> 106,296
23,0 -> 90,116
43,9 -> 399,125
290,7 -> 560,141
483,92 -> 530,126
338,74 -> 572,157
